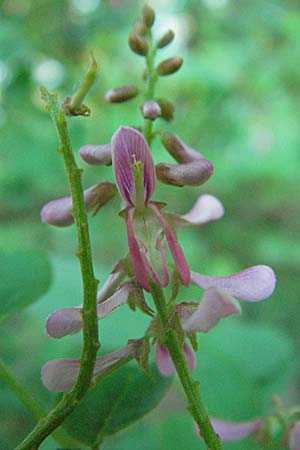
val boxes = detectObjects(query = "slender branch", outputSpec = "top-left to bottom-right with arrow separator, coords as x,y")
150,281 -> 223,450
15,88 -> 99,450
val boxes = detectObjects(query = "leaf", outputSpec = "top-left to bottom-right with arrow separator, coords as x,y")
0,250 -> 52,320
62,362 -> 172,446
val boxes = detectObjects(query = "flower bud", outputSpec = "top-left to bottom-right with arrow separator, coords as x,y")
41,182 -> 117,227
156,57 -> 183,76
133,18 -> 148,36
128,32 -> 149,56
142,4 -> 155,28
79,143 -> 112,166
104,85 -> 138,103
156,160 -> 213,187
156,98 -> 175,121
157,29 -> 175,49
161,132 -> 204,163
141,100 -> 161,120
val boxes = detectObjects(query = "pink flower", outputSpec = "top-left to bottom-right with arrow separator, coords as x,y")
111,126 -> 190,291
155,340 -> 195,377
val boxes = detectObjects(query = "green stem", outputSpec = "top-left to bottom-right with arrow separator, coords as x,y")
69,53 -> 97,113
0,358 -> 44,420
150,281 -> 223,450
0,359 -> 78,448
143,35 -> 157,145
15,88 -> 99,450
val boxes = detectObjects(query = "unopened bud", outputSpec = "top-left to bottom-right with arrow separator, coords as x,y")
161,132 -> 204,163
157,57 -> 183,76
156,160 -> 213,187
128,32 -> 149,56
141,100 -> 161,120
156,98 -> 175,121
142,4 -> 155,28
134,18 -> 148,36
104,85 -> 138,103
41,182 -> 117,227
157,29 -> 175,49
79,143 -> 112,166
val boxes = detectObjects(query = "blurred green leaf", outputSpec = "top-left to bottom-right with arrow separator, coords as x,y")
62,363 -> 172,446
0,250 -> 51,320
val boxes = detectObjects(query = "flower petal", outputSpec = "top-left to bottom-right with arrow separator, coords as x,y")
156,160 -> 213,187
181,288 -> 241,333
126,207 -> 150,291
181,194 -> 225,225
155,341 -> 175,377
41,358 -> 80,392
46,285 -> 130,339
289,422 -> 300,450
161,131 -> 205,163
41,345 -> 133,392
183,342 -> 196,373
41,183 -> 116,227
209,418 -> 262,442
79,143 -> 112,166
150,204 -> 190,287
191,265 -> 276,302
111,126 -> 155,206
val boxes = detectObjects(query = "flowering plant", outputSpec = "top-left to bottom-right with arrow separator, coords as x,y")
1,4 -> 297,450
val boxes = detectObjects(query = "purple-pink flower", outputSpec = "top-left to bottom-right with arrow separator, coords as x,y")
111,126 -> 190,291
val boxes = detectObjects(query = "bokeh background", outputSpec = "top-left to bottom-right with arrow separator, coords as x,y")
1,0 -> 300,448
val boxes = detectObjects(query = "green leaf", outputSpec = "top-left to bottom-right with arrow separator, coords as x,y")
62,363 -> 172,446
0,250 -> 52,320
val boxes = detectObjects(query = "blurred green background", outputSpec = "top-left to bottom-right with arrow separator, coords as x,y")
1,0 -> 300,448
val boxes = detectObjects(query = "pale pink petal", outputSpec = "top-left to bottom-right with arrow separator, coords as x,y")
156,160 -> 213,187
46,285 -> 130,339
96,284 -> 130,318
41,358 -> 80,392
96,268 -> 125,303
289,422 -> 300,450
41,345 -> 133,392
181,288 -> 241,333
210,418 -> 262,442
155,341 -> 175,377
126,208 -> 150,291
191,265 -> 276,302
151,204 -> 190,287
183,342 -> 196,373
181,194 -> 225,225
46,308 -> 82,339
79,143 -> 112,166
40,196 -> 73,226
111,126 -> 155,206
161,132 -> 205,163
41,183 -> 116,227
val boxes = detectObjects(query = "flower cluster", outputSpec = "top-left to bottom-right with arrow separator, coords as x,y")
41,126 -> 275,391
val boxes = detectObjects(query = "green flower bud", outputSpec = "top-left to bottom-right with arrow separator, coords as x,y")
156,98 -> 175,121
104,85 -> 138,103
128,32 -> 149,56
142,4 -> 155,28
157,29 -> 175,49
157,56 -> 183,76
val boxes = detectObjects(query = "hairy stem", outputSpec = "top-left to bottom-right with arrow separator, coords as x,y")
15,88 -> 99,450
150,281 -> 223,450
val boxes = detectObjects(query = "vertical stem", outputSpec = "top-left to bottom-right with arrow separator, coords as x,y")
150,281 -> 223,450
143,35 -> 157,145
15,88 -> 99,450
